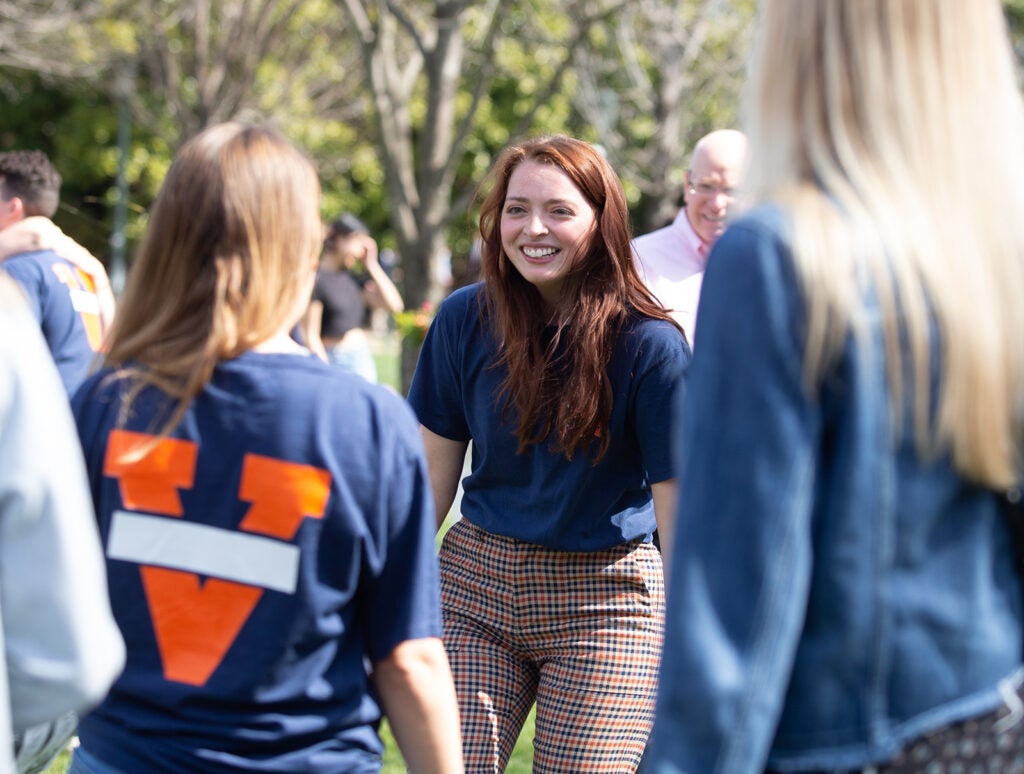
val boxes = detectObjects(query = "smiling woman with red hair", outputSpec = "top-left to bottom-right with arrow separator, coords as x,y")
408,134 -> 689,771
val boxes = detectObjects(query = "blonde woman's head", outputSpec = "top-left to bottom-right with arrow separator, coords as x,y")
744,0 -> 1024,488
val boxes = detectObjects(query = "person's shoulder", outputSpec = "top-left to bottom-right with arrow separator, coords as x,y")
703,204 -> 804,330
1,247 -> 61,282
368,381 -> 420,433
70,366 -> 122,421
440,282 -> 483,309
315,267 -> 355,288
718,204 -> 791,252
233,351 -> 414,420
433,282 -> 484,326
632,220 -> 678,253
706,204 -> 796,286
214,352 -> 420,439
3,247 -> 64,267
74,365 -> 116,395
222,350 -> 338,389
315,367 -> 421,444
630,313 -> 685,338
641,319 -> 689,356
624,314 -> 691,362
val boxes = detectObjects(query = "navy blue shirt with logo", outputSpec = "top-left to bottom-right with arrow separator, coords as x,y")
72,351 -> 441,773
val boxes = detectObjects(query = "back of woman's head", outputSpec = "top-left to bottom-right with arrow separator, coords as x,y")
745,0 -> 1024,488
106,122 -> 322,400
747,0 -> 1024,203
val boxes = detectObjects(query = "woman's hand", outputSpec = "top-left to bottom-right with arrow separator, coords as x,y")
354,233 -> 380,269
358,234 -> 405,314
0,216 -> 63,259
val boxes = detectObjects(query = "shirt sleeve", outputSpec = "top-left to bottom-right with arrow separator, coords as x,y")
407,289 -> 472,441
631,321 -> 691,483
2,259 -> 44,322
310,274 -> 326,306
357,393 -> 443,661
0,279 -> 126,733
646,210 -> 820,773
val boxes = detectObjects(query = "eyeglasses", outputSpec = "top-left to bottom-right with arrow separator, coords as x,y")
688,182 -> 737,199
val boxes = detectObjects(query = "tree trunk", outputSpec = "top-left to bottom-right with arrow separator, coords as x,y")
396,228 -> 451,394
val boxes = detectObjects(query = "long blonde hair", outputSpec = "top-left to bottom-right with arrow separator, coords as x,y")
743,0 -> 1024,489
104,123 -> 322,433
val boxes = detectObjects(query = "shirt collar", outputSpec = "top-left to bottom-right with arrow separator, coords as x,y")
673,208 -> 711,267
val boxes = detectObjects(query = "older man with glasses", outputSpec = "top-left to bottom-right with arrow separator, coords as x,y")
632,129 -> 747,348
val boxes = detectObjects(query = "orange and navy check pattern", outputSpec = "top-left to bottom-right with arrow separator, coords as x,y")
440,518 -> 665,773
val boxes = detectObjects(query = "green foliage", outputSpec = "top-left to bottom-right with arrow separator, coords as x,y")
0,71 -> 164,259
1006,0 -> 1024,68
446,0 -> 588,267
1,0 -> 757,277
250,2 -> 393,240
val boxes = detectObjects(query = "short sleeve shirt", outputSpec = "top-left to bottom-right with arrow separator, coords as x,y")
71,351 -> 441,773
312,269 -> 367,339
408,283 -> 690,551
632,208 -> 708,348
4,249 -> 102,395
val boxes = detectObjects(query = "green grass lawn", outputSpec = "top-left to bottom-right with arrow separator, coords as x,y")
44,711 -> 535,772
379,343 -> 540,769
41,751 -> 70,773
381,710 -> 536,772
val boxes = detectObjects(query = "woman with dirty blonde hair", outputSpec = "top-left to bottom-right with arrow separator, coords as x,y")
648,1 -> 1024,772
69,122 -> 462,774
98,121 -> 325,426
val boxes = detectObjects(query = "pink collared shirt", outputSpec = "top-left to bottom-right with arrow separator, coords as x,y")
631,208 -> 708,347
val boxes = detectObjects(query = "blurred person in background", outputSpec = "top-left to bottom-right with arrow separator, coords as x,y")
0,151 -> 112,394
632,129 -> 746,348
302,213 -> 404,383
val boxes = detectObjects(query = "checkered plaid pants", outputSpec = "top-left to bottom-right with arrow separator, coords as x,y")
440,518 -> 665,773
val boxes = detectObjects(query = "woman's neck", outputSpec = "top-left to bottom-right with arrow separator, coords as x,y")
253,330 -> 308,354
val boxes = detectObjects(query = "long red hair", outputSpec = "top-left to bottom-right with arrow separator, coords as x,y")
477,135 -> 680,462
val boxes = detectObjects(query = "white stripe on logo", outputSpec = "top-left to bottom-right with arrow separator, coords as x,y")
70,289 -> 100,315
107,510 -> 300,594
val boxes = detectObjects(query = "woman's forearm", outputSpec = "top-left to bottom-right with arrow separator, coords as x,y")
373,638 -> 463,773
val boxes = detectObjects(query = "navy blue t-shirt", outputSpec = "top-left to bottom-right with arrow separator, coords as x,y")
408,283 -> 690,551
72,351 -> 442,773
4,249 -> 102,395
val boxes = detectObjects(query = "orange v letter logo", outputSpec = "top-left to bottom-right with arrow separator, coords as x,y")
105,431 -> 331,686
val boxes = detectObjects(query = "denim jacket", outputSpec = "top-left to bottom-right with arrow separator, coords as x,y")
645,205 -> 1023,773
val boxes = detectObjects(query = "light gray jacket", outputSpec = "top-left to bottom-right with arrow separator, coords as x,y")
0,277 -> 125,773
